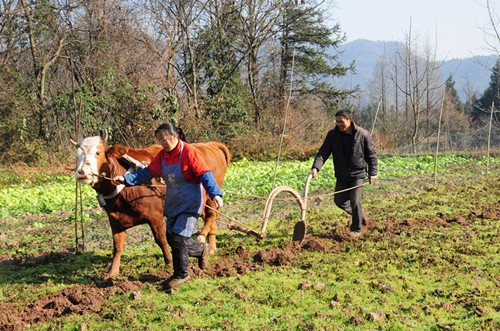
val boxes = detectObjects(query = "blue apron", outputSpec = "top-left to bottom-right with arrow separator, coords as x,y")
162,141 -> 204,237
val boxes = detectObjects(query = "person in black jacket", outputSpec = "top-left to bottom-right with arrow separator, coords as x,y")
310,109 -> 378,238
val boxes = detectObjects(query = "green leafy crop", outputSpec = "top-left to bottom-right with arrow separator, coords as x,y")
0,154 -> 497,218
0,178 -> 95,219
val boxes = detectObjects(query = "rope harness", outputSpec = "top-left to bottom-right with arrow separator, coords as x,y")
75,142 -> 370,241
90,169 -> 369,242
76,144 -> 152,206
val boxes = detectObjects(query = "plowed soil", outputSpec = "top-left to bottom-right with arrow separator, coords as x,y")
1,207 -> 498,330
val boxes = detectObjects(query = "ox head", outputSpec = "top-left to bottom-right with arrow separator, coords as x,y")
71,131 -> 109,186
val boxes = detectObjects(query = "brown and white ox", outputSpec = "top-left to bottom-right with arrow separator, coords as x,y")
72,133 -> 230,279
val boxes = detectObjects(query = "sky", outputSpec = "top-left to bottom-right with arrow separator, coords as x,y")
327,0 -> 498,60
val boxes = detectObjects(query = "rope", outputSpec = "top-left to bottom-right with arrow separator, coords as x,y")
87,171 -> 370,234
223,182 -> 370,201
204,205 -> 254,231
92,173 -> 369,201
204,204 -> 265,240
204,182 -> 369,231
92,173 -> 165,188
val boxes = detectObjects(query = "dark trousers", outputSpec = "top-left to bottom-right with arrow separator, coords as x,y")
166,232 -> 205,278
334,178 -> 365,232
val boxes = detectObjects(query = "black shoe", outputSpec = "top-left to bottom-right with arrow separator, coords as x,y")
198,243 -> 209,270
168,274 -> 191,288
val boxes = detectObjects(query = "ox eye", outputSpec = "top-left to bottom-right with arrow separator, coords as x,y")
96,151 -> 101,156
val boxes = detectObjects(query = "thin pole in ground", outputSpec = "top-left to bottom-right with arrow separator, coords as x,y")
370,94 -> 382,137
434,86 -> 446,186
272,48 -> 296,191
486,102 -> 494,177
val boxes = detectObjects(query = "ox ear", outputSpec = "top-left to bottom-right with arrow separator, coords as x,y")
107,144 -> 129,158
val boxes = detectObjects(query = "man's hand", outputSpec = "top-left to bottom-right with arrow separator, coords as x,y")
369,176 -> 377,184
112,176 -> 125,185
310,168 -> 318,179
213,195 -> 223,209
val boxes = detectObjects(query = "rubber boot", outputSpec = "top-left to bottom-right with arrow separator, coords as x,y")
166,232 -> 190,287
187,239 -> 208,270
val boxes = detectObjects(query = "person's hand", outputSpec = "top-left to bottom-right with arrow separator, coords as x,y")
112,176 -> 125,185
310,168 -> 318,179
213,195 -> 223,209
369,176 -> 377,184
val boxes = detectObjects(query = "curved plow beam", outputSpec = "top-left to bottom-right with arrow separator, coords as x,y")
260,186 -> 306,240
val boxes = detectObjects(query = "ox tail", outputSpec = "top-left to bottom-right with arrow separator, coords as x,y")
210,141 -> 231,166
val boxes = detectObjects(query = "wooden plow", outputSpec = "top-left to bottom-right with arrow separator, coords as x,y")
207,174 -> 313,244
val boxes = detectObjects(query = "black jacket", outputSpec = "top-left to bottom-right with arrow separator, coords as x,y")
312,122 -> 378,180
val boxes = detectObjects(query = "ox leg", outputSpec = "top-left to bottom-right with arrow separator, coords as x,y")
148,222 -> 173,265
105,230 -> 126,280
198,199 -> 217,255
197,208 -> 209,244
197,220 -> 208,244
207,225 -> 217,256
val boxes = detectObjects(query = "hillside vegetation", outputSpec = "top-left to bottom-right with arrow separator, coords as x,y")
2,0 -> 499,166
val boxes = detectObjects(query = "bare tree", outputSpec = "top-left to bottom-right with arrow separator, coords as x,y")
482,0 -> 500,56
233,0 -> 284,125
142,0 -> 210,118
17,0 -> 83,139
369,57 -> 389,125
389,22 -> 444,151
140,0 -> 193,101
0,0 -> 21,66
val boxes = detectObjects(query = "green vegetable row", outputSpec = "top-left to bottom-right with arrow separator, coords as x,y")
0,154 -> 497,219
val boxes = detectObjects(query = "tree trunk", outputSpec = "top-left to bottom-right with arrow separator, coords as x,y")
248,47 -> 262,126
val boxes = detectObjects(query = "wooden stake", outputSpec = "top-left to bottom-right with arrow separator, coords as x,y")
74,182 -> 80,252
486,102 -> 494,177
434,86 -> 446,186
371,94 -> 382,137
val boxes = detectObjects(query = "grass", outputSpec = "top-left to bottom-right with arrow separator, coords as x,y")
0,153 -> 499,330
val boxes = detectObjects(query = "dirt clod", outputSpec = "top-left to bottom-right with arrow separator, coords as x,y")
234,291 -> 249,301
349,315 -> 364,325
314,282 -> 325,290
298,282 -> 311,290
330,301 -> 341,308
366,312 -> 386,322
474,306 -> 489,317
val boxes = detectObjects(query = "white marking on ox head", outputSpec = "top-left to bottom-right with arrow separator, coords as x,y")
73,136 -> 108,186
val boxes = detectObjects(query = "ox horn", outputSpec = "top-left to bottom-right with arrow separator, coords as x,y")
70,132 -> 84,147
101,129 -> 108,143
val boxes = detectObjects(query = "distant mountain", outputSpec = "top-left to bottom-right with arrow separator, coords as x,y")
334,39 -> 498,102
442,56 -> 497,99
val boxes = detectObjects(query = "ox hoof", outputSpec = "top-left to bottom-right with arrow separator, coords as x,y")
104,270 -> 119,281
208,243 -> 216,255
197,235 -> 206,243
103,274 -> 117,281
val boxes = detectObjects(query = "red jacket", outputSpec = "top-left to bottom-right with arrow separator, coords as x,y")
148,141 -> 211,183
123,140 -> 222,204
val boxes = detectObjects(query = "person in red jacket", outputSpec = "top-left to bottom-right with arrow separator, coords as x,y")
113,123 -> 223,288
